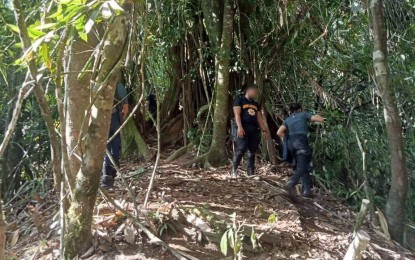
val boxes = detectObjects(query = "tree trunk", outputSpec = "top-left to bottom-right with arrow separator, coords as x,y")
64,12 -> 129,258
370,0 -> 408,244
65,36 -> 99,181
201,0 -> 223,52
206,0 -> 235,166
13,0 -> 62,191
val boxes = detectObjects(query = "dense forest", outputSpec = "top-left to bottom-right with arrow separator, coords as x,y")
0,0 -> 414,259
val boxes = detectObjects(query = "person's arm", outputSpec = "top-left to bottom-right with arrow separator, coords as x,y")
277,125 -> 287,138
311,114 -> 325,123
122,103 -> 129,119
256,111 -> 268,139
117,82 -> 129,119
233,106 -> 245,138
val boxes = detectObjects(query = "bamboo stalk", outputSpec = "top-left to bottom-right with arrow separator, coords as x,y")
353,199 -> 370,235
344,231 -> 370,260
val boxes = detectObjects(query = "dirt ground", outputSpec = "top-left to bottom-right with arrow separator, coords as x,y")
4,151 -> 415,260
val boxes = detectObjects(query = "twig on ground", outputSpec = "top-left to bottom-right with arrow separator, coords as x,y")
99,189 -> 197,260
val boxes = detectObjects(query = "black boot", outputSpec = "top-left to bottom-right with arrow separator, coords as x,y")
231,163 -> 238,178
285,181 -> 296,198
302,172 -> 313,198
247,168 -> 254,176
302,190 -> 313,198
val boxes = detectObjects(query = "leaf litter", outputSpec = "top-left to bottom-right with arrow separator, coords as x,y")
4,153 -> 414,260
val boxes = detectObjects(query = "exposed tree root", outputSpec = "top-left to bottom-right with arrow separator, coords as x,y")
166,142 -> 194,163
186,153 -> 208,167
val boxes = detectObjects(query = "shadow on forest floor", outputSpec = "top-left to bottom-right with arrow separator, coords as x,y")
6,151 -> 414,260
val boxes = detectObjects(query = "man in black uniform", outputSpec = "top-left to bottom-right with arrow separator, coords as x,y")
232,84 -> 267,177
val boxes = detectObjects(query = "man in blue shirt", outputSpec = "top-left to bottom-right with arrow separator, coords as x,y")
277,103 -> 324,197
232,84 -> 267,177
101,81 -> 129,188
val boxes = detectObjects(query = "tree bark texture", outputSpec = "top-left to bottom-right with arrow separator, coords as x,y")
206,0 -> 235,166
370,0 -> 408,244
64,12 -> 129,258
65,36 -> 99,180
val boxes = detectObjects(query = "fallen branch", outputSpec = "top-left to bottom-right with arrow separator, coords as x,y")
344,230 -> 370,260
99,189 -> 197,260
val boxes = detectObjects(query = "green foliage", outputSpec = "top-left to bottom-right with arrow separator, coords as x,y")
267,213 -> 278,224
220,213 -> 244,258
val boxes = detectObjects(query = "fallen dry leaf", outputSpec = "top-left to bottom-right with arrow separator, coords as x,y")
124,223 -> 135,244
10,229 -> 20,247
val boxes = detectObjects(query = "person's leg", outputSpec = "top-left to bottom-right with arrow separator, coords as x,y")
101,113 -> 121,188
288,153 -> 307,187
286,135 -> 308,196
109,133 -> 122,174
300,152 -> 313,197
287,135 -> 313,196
232,135 -> 248,177
246,130 -> 260,176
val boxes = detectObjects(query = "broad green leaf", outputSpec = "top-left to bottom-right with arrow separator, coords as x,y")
7,24 -> 20,33
220,231 -> 228,256
48,4 -> 63,19
79,32 -> 88,42
34,23 -> 57,30
28,27 -> 46,39
228,229 -> 235,248
39,44 -> 51,69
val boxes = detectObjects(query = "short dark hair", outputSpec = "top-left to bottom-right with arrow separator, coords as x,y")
289,103 -> 302,113
244,83 -> 258,93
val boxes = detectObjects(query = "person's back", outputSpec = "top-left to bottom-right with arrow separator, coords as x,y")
283,111 -> 312,136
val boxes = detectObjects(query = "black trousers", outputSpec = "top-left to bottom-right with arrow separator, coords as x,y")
287,134 -> 312,192
103,112 -> 122,178
232,126 -> 260,173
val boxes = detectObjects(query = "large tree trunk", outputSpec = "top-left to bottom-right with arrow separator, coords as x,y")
65,37 -> 98,181
64,11 -> 129,258
206,0 -> 235,166
370,0 -> 408,244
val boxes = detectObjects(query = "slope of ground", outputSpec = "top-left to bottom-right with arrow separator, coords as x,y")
5,152 -> 415,260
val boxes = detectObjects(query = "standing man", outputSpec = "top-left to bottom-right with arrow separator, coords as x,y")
232,84 -> 267,177
277,103 -> 324,197
100,79 -> 129,188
